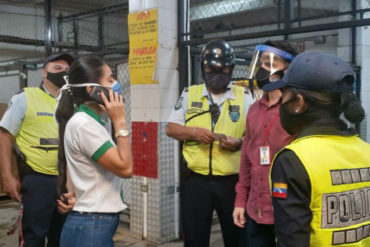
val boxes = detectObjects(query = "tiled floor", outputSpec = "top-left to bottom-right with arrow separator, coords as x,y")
0,199 -> 225,247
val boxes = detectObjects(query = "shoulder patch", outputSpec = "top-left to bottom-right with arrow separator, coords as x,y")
272,182 -> 288,199
174,97 -> 183,110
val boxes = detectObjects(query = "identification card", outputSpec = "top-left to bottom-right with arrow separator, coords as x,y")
260,146 -> 270,165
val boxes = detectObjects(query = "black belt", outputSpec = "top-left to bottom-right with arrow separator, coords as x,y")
190,170 -> 238,181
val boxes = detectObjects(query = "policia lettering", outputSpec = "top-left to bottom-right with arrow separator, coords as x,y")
323,187 -> 370,229
321,168 -> 370,245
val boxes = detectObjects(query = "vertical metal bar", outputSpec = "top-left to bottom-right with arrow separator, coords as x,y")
44,0 -> 53,56
277,0 -> 281,29
73,17 -> 79,57
178,0 -> 188,94
284,0 -> 293,40
98,10 -> 104,50
19,66 -> 28,89
57,15 -> 63,52
297,0 -> 302,27
351,0 -> 360,133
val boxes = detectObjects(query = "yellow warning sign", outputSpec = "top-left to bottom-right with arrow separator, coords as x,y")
128,9 -> 158,85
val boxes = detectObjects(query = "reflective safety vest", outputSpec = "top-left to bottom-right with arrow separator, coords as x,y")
272,135 -> 370,246
183,84 -> 246,176
16,88 -> 59,175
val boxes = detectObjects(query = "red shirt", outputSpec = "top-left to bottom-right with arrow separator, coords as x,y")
235,93 -> 294,224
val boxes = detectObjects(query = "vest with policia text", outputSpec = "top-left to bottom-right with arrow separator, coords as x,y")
272,135 -> 370,246
16,87 -> 59,175
183,84 -> 246,176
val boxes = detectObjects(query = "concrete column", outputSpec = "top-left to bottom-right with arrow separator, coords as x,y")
128,0 -> 180,243
338,0 -> 369,141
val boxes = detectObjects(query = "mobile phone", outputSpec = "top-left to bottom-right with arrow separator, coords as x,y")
214,133 -> 226,141
89,86 -> 110,105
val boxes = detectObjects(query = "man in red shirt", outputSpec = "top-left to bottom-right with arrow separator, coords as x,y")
233,41 -> 298,246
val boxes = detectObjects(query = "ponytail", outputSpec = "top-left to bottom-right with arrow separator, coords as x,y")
55,90 -> 77,195
340,93 -> 365,124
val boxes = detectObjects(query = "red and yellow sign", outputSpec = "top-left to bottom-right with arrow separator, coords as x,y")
128,9 -> 158,84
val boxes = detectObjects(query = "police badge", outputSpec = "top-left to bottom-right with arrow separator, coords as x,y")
229,105 -> 240,122
174,97 -> 183,110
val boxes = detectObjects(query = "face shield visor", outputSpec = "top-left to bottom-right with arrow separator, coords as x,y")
247,45 -> 294,88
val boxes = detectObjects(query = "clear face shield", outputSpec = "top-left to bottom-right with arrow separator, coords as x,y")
247,45 -> 294,88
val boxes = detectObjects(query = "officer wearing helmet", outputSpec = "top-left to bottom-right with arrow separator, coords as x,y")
167,40 -> 254,247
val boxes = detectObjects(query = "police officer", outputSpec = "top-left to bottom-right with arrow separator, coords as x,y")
264,51 -> 370,246
0,53 -> 74,247
167,39 -> 254,247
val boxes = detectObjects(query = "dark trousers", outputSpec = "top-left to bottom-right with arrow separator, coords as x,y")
20,172 -> 66,247
180,173 -> 244,247
246,214 -> 276,247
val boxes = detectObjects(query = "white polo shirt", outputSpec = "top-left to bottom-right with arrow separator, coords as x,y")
64,104 -> 126,213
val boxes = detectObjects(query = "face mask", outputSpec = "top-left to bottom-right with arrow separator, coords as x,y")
280,99 -> 324,135
47,71 -> 68,88
111,80 -> 122,95
256,68 -> 285,89
203,72 -> 231,94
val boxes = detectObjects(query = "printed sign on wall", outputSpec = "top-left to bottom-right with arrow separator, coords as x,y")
128,9 -> 158,84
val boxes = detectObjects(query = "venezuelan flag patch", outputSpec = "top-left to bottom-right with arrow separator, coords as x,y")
272,183 -> 288,199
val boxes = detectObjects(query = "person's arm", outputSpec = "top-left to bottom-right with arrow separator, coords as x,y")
97,90 -> 133,178
271,150 -> 312,247
0,93 -> 26,202
166,123 -> 216,145
166,89 -> 216,144
233,110 -> 253,227
0,128 -> 20,202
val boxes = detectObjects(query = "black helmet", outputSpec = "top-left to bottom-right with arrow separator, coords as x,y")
201,40 -> 235,72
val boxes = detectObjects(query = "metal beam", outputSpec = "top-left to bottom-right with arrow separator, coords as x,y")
181,18 -> 370,46
44,0 -> 53,56
59,2 -> 128,22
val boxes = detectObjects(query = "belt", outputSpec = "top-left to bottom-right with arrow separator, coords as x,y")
190,171 -> 238,181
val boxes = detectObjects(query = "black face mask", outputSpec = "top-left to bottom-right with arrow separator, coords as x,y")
280,99 -> 326,135
47,71 -> 68,88
255,68 -> 285,89
203,72 -> 231,94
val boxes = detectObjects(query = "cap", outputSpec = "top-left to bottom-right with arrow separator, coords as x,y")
262,51 -> 354,93
43,53 -> 75,68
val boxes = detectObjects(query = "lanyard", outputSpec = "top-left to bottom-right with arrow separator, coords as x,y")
261,107 -> 279,145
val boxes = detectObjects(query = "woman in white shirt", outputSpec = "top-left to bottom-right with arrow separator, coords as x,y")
55,56 -> 133,247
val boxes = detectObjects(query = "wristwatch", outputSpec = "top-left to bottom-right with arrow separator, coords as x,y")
115,128 -> 130,138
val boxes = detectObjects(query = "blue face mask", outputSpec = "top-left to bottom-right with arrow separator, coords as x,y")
111,80 -> 122,95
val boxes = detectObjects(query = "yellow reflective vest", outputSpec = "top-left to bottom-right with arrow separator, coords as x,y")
272,135 -> 370,246
16,87 -> 59,175
183,84 -> 246,176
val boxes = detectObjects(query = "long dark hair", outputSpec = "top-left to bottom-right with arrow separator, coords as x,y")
56,56 -> 105,195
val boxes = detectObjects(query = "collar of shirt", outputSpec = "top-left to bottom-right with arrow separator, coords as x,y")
258,92 -> 280,108
76,104 -> 106,126
39,82 -> 55,99
200,84 -> 235,105
297,118 -> 355,139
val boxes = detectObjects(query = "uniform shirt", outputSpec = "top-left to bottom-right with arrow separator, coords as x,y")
168,84 -> 255,126
0,84 -> 52,136
270,119 -> 355,247
234,93 -> 294,224
64,104 -> 126,213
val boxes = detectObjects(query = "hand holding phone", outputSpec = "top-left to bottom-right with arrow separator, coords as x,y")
89,86 -> 110,105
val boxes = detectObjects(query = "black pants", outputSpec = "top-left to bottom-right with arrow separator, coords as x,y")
20,172 -> 66,247
246,214 -> 276,247
180,173 -> 244,247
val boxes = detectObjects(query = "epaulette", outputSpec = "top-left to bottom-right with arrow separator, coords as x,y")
14,89 -> 25,95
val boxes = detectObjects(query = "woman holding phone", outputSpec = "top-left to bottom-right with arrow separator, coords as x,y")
55,56 -> 133,247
